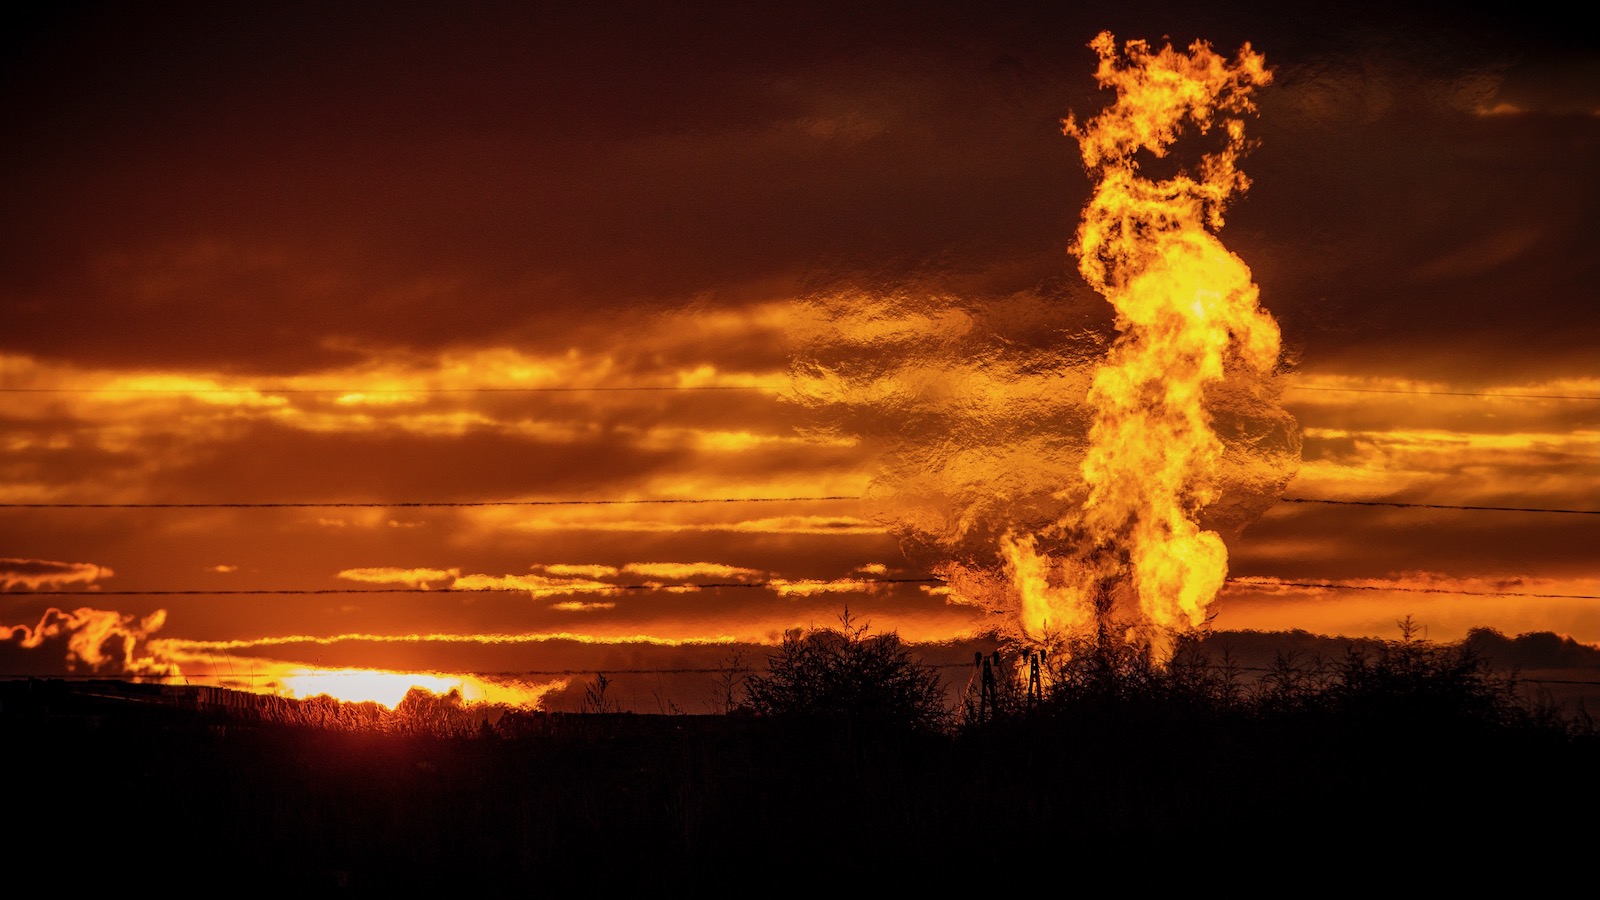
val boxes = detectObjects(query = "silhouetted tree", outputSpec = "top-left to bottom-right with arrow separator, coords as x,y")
742,609 -> 950,733
1321,615 -> 1529,732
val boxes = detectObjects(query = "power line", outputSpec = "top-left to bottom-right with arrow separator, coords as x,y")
6,495 -> 1595,514
0,385 -> 779,395
1226,578 -> 1599,600
5,384 -> 1594,400
1287,385 -> 1600,401
0,496 -> 860,509
1279,497 -> 1600,516
10,577 -> 1591,600
6,576 -> 946,596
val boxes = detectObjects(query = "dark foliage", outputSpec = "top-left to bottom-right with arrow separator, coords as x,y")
5,621 -> 1594,890
741,609 -> 951,733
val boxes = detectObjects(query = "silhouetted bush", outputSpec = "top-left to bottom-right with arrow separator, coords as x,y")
741,610 -> 951,733
953,618 -> 1599,771
1312,617 -> 1540,735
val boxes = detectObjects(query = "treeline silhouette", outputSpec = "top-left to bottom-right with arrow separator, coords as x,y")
6,617 -> 1594,891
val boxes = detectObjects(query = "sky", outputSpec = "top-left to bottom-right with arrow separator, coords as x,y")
2,1 -> 1596,713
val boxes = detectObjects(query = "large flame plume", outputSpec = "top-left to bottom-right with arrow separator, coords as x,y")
1015,32 -> 1283,659
787,32 -> 1298,662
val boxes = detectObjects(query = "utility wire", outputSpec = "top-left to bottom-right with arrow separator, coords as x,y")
1287,385 -> 1600,401
5,384 -> 1594,400
1278,497 -> 1600,515
1225,578 -> 1598,600
6,576 -> 946,596
5,496 -> 1596,514
8,578 -> 1592,600
0,496 -> 860,509
0,385 -> 779,395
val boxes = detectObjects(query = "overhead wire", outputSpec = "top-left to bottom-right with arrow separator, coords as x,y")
1285,385 -> 1600,401
0,496 -> 860,509
1224,578 -> 1598,600
3,496 -> 1596,514
4,383 -> 1596,400
6,576 -> 947,596
1275,497 -> 1600,515
6,577 -> 1592,600
0,385 -> 780,394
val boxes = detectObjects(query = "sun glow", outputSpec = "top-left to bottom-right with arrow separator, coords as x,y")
273,667 -> 556,709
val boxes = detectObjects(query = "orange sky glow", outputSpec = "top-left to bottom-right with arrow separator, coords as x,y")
3,3 -> 1596,713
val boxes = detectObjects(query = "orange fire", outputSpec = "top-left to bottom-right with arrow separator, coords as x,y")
1002,32 -> 1282,661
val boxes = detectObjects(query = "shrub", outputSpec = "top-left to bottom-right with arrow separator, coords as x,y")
741,609 -> 951,733
1319,615 -> 1529,732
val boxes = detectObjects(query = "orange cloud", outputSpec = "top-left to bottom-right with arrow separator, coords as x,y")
550,601 -> 617,612
540,564 -> 621,578
0,558 -> 114,591
4,606 -> 176,675
502,513 -> 885,535
620,562 -> 765,580
452,573 -> 618,597
337,567 -> 460,589
770,578 -> 882,597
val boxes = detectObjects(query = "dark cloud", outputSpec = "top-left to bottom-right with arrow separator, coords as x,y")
8,2 -> 1591,370
1234,504 -> 1599,581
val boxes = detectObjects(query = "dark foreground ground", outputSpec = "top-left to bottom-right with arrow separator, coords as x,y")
4,677 -> 1594,893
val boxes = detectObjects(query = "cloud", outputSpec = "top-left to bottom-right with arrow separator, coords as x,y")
339,562 -> 770,598
505,514 -> 885,535
338,566 -> 639,598
2,607 -> 176,675
620,562 -> 766,580
551,601 -> 616,612
770,578 -> 884,597
337,567 -> 460,589
539,564 -> 620,578
1463,628 -> 1600,668
0,558 -> 114,591
452,573 -> 617,597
